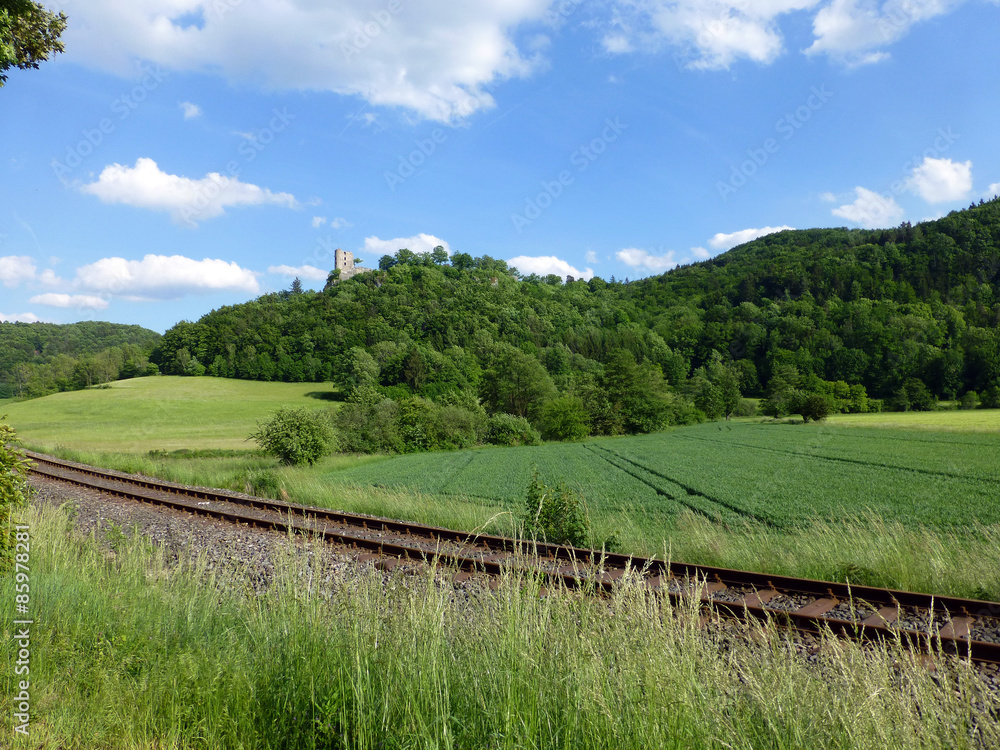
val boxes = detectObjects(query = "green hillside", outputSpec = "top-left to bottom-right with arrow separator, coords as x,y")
3,376 -> 333,451
0,320 -> 161,398
149,200 -> 1000,421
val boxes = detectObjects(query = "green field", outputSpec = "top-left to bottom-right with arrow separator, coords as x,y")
2,376 -> 337,451
323,421 -> 1000,529
827,408 -> 1000,431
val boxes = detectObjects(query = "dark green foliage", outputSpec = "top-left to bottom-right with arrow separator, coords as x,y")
890,378 -> 938,412
230,468 -> 283,499
796,393 -> 833,423
522,470 -> 589,547
0,417 -> 31,572
982,385 -> 1000,409
959,390 -> 980,410
248,408 -> 333,465
0,321 -> 161,399
485,413 -> 541,447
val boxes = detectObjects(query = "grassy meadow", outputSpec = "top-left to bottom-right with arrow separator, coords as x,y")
1,376 -> 338,451
3,503 -> 997,750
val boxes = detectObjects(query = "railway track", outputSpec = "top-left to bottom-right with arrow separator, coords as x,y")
25,449 -> 1000,671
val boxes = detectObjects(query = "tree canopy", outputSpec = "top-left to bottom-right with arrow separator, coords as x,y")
0,0 -> 67,86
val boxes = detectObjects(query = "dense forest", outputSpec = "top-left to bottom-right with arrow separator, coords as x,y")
142,199 -> 1000,446
0,321 -> 160,399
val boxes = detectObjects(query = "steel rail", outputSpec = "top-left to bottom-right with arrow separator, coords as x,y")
25,450 -> 1000,666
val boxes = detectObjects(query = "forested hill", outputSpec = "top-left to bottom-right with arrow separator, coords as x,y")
151,198 -> 1000,406
0,321 -> 161,399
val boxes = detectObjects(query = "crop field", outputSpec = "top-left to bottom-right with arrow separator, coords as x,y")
326,420 -> 1000,530
2,376 -> 337,452
827,408 -> 1000,432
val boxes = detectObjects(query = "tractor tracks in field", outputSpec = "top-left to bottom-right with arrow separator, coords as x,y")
674,433 -> 1000,489
582,443 -> 783,529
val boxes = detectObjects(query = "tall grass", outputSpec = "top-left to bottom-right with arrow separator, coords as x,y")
3,503 -> 998,749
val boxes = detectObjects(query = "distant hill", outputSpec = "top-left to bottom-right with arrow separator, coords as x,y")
149,198 -> 999,410
0,321 -> 161,398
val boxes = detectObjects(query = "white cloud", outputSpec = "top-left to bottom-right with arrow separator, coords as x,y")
61,1 -> 553,123
907,157 -> 973,203
311,216 -> 327,228
0,255 -> 37,287
268,264 -> 328,281
819,191 -> 838,202
0,312 -> 42,323
585,250 -> 598,264
831,186 -> 905,228
180,101 -> 201,119
329,217 -> 349,229
806,0 -> 963,65
29,293 -> 109,311
691,246 -> 711,259
81,158 -> 300,227
986,182 -> 1000,198
608,1 -> 821,70
708,225 -> 794,251
74,254 -> 260,299
363,233 -> 451,257
616,248 -> 677,272
507,255 -> 593,280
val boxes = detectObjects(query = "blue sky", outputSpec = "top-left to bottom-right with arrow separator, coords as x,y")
2,0 -> 999,333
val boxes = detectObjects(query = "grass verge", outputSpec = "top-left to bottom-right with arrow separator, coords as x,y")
2,502 -> 998,749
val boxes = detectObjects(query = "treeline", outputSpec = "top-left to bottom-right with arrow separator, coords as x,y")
0,322 -> 161,399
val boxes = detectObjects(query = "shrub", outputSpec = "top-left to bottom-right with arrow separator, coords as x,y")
797,392 -> 833,423
522,470 -> 589,547
537,395 -> 591,441
485,413 -> 540,447
982,385 -> 1000,409
1,417 -> 32,572
959,390 -> 980,410
248,408 -> 333,465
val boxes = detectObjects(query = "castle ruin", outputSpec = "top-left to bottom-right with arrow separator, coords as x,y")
333,248 -> 365,281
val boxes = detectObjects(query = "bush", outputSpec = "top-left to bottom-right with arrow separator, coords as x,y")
959,390 -> 980,410
732,398 -> 758,418
485,413 -> 540,447
248,408 -> 333,465
982,385 -> 1000,409
796,392 -> 833,423
537,395 -> 591,441
1,417 -> 32,572
522,470 -> 589,547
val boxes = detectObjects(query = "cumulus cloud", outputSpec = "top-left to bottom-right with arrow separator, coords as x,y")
74,254 -> 260,299
0,312 -> 42,323
507,255 -> 593,280
616,248 -> 677,272
180,101 -> 201,119
987,182 -> 1000,198
806,0 -> 963,65
267,264 -> 328,281
363,233 -> 451,257
907,157 -> 973,203
831,186 -> 905,228
708,225 -> 794,251
691,246 -> 711,259
80,158 -> 300,227
29,293 -> 109,311
311,216 -> 327,228
606,0 -> 821,69
585,250 -> 598,264
60,1 -> 552,123
0,255 -> 37,287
